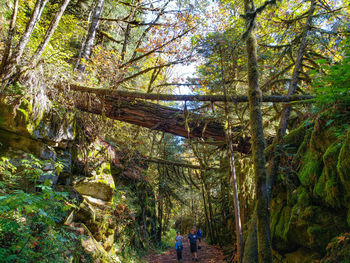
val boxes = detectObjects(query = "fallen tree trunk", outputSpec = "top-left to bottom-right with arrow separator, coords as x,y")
74,94 -> 251,153
61,83 -> 314,102
143,157 -> 221,170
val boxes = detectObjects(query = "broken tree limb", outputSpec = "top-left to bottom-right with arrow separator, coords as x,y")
62,83 -> 314,102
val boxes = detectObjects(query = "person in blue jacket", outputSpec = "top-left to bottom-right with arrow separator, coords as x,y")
196,228 -> 202,243
188,228 -> 199,261
175,231 -> 183,261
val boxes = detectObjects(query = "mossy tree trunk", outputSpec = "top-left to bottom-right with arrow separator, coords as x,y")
243,1 -> 316,262
244,0 -> 273,262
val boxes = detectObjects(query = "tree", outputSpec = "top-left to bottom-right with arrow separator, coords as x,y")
75,0 -> 105,73
243,0 -> 274,261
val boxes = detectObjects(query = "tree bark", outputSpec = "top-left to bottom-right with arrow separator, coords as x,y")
157,165 -> 164,242
76,0 -> 105,73
0,0 -> 19,75
242,1 -> 316,262
63,83 -> 314,103
1,0 -> 48,83
31,0 -> 71,64
244,0 -> 273,261
227,128 -> 243,262
73,93 -> 248,145
200,181 -> 213,243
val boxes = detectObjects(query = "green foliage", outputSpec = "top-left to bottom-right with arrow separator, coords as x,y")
161,228 -> 177,248
0,155 -> 90,263
321,233 -> 350,263
312,37 -> 350,108
0,82 -> 26,96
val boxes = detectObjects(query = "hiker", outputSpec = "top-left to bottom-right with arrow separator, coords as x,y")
188,228 -> 199,261
197,228 -> 202,243
175,231 -> 183,262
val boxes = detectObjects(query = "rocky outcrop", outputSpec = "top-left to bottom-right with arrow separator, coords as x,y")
0,96 -> 156,262
270,109 -> 350,262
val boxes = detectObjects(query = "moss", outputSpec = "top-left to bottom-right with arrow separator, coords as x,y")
297,186 -> 312,207
298,149 -> 322,187
313,142 -> 343,208
274,206 -> 292,240
284,248 -> 321,263
313,171 -> 327,201
307,225 -> 330,250
283,125 -> 307,148
310,115 -> 339,153
347,208 -> 350,227
337,130 -> 350,200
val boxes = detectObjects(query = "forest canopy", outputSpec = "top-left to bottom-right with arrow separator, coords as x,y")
0,0 -> 349,262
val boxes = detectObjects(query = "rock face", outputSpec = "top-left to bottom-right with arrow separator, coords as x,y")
74,180 -> 114,201
270,111 -> 350,262
0,98 -> 156,262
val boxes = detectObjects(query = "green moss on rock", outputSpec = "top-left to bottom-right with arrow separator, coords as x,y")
283,248 -> 321,263
283,125 -> 307,148
298,150 -> 322,187
74,181 -> 114,201
310,116 -> 338,153
337,130 -> 350,201
313,142 -> 343,208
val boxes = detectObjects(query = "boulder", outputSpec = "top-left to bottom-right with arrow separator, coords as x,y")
74,180 -> 114,201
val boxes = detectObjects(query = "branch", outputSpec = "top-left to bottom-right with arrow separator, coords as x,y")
60,83 -> 314,102
120,28 -> 192,69
143,158 -> 220,170
115,58 -> 189,85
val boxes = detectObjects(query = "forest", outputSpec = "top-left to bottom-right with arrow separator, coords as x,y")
0,0 -> 349,262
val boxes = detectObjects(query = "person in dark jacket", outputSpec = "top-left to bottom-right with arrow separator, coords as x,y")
188,228 -> 199,261
196,228 -> 202,243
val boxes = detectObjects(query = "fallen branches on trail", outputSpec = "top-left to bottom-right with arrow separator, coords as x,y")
62,83 -> 314,102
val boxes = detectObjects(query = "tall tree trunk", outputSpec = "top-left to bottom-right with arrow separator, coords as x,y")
227,128 -> 243,262
1,0 -> 48,83
31,0 -> 71,65
201,181 -> 213,242
76,0 -> 105,73
156,164 -> 165,242
243,208 -> 258,263
244,0 -> 272,261
157,198 -> 163,242
242,1 -> 316,262
0,0 -> 19,75
120,3 -> 137,63
205,184 -> 217,243
222,48 -> 243,260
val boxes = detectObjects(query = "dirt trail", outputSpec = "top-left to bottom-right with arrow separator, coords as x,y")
146,240 -> 226,263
